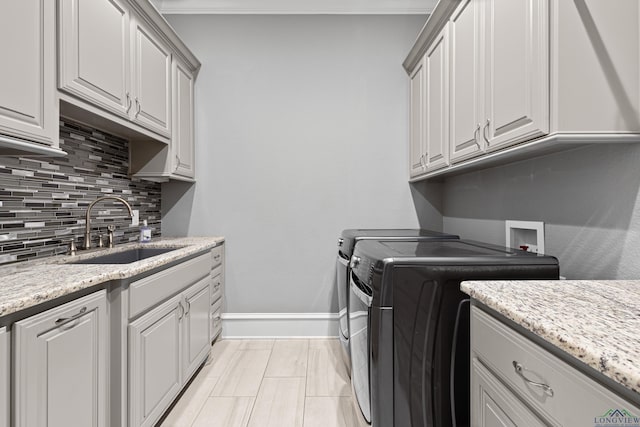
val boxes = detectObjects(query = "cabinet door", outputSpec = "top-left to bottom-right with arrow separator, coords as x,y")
182,278 -> 211,380
450,0 -> 483,163
409,58 -> 427,178
425,25 -> 450,171
58,0 -> 131,119
131,18 -> 172,138
172,59 -> 195,178
0,328 -> 8,427
472,358 -> 547,427
484,0 -> 549,151
129,294 -> 182,427
0,0 -> 57,147
13,291 -> 108,427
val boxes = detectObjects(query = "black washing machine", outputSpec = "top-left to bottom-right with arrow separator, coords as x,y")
336,229 -> 459,373
348,239 -> 559,426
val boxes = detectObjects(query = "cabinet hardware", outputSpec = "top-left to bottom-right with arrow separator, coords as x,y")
126,92 -> 132,113
482,119 -> 490,144
55,306 -> 88,326
184,300 -> 191,316
135,97 -> 141,118
420,154 -> 427,168
474,123 -> 481,142
512,361 -> 554,397
178,302 -> 185,320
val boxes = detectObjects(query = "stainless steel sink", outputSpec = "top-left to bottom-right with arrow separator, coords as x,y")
70,247 -> 180,264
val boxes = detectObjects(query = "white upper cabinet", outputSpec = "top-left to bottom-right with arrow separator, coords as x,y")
131,18 -> 172,138
172,59 -> 196,178
449,0 -> 483,163
424,24 -> 450,171
409,58 -> 426,178
58,0 -> 131,119
483,0 -> 549,152
404,0 -> 640,180
0,0 -> 60,154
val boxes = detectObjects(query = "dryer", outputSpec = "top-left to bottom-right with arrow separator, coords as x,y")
348,239 -> 559,426
336,229 -> 458,373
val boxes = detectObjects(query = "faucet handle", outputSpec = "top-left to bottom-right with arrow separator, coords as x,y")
68,237 -> 77,256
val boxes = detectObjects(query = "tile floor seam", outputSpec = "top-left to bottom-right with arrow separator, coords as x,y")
245,343 -> 274,425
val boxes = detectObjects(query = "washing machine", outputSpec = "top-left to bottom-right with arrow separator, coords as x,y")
336,229 -> 459,373
348,239 -> 559,426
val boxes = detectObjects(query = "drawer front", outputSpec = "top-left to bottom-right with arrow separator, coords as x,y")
210,245 -> 223,268
210,270 -> 222,305
472,307 -> 640,425
210,298 -> 222,340
129,253 -> 210,319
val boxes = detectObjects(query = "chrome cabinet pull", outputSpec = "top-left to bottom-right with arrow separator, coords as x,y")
178,302 -> 185,320
482,119 -> 490,144
174,155 -> 181,173
185,300 -> 191,316
473,123 -> 481,142
512,361 -> 554,397
126,92 -> 132,113
55,307 -> 87,325
135,98 -> 141,118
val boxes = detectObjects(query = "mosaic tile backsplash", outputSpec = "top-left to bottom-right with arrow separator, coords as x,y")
0,120 -> 162,265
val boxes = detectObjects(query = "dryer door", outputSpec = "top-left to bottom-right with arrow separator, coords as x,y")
349,273 -> 372,423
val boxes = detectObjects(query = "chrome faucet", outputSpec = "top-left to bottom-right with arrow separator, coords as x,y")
84,196 -> 134,250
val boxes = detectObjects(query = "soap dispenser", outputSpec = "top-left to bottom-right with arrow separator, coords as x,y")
139,220 -> 152,243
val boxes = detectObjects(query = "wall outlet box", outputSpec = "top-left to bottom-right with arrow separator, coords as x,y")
131,210 -> 140,227
505,220 -> 545,254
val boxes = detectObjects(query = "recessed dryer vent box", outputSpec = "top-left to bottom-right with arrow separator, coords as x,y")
505,220 -> 545,254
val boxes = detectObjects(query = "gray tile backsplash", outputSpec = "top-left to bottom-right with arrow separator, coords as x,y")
0,120 -> 161,265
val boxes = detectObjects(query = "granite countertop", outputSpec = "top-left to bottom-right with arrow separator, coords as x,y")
0,236 -> 224,318
461,280 -> 640,397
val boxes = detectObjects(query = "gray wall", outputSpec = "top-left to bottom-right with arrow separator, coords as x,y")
442,144 -> 640,279
161,15 -> 437,313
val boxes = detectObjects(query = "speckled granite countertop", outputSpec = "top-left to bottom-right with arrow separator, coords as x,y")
461,280 -> 640,397
0,236 -> 224,318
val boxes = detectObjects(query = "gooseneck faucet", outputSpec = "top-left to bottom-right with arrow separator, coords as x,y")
84,196 -> 134,250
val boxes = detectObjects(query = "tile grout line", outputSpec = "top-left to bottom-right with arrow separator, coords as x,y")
245,341 -> 274,426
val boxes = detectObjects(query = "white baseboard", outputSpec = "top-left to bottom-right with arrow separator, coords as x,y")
221,313 -> 339,339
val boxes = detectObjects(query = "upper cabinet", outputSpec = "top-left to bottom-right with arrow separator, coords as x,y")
57,0 -> 201,182
405,0 -> 640,181
0,0 -> 63,156
131,17 -> 172,138
59,0 -> 172,139
58,0 -> 131,120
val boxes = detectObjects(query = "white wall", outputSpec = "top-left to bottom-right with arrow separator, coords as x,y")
441,144 -> 640,279
161,15 -> 438,313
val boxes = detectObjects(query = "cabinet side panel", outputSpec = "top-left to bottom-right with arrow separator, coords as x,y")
0,328 -> 8,427
554,0 -> 640,132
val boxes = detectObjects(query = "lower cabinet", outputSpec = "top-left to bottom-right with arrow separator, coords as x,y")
129,294 -> 183,427
0,327 -> 8,427
128,277 -> 210,427
13,290 -> 108,427
471,306 -> 640,426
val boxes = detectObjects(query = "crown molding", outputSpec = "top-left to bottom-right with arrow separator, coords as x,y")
151,0 -> 436,15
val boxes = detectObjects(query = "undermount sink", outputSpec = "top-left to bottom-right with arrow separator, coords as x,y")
71,247 -> 180,264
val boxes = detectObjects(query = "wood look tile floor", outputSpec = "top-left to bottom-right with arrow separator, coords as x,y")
158,339 -> 368,427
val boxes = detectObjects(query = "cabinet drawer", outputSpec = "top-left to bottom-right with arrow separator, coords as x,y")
210,245 -> 223,268
210,269 -> 222,305
472,307 -> 640,425
129,253 -> 210,319
211,298 -> 222,340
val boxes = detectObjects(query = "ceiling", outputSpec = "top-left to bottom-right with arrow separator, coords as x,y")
150,0 -> 436,14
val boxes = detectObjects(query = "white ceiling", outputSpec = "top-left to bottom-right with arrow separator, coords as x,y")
151,0 -> 436,15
